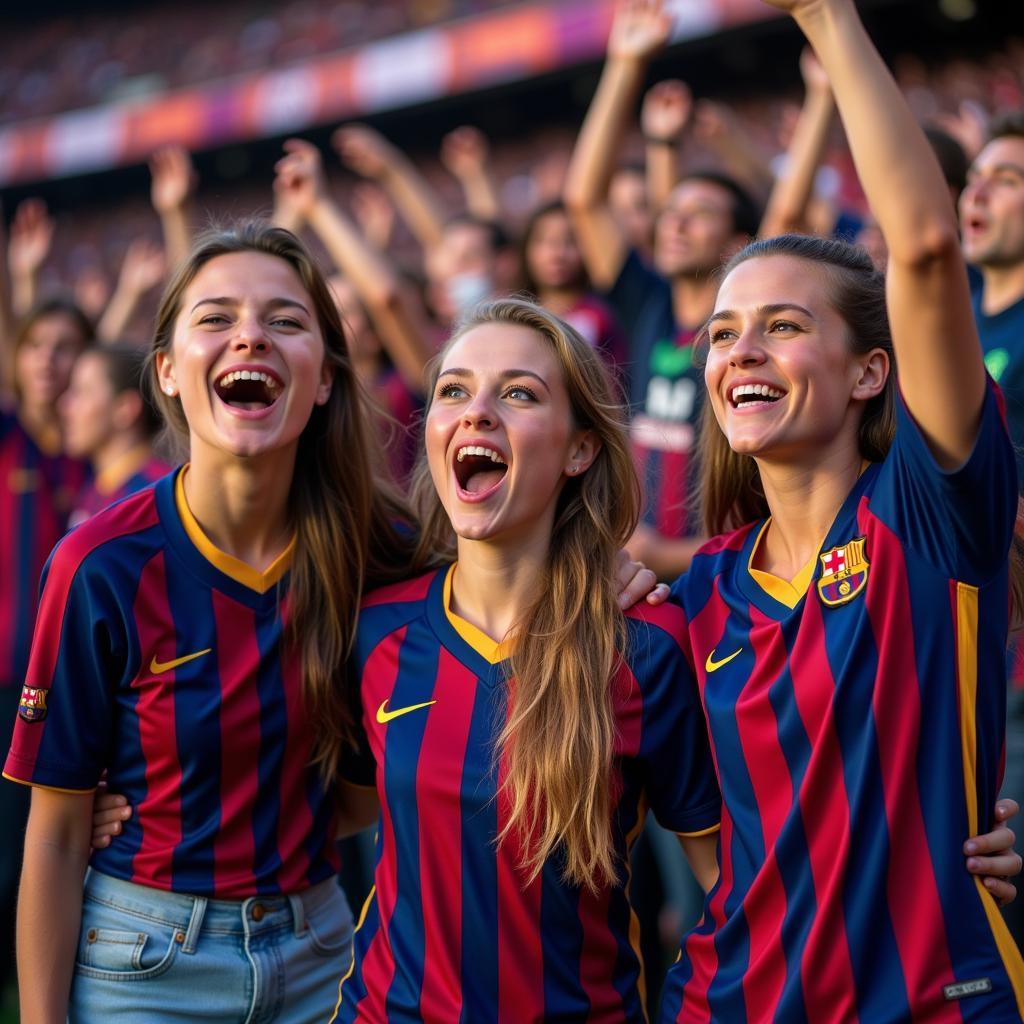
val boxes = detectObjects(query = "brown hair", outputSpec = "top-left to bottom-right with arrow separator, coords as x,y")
410,296 -> 641,891
90,343 -> 163,438
8,297 -> 94,400
148,221 -> 419,780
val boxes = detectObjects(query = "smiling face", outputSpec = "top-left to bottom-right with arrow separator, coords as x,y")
425,322 -> 596,547
155,250 -> 333,462
704,254 -> 887,461
654,179 -> 740,280
960,136 -> 1024,269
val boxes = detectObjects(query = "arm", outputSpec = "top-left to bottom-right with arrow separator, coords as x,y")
333,124 -> 447,255
351,183 -> 396,254
8,199 -> 55,317
440,126 -> 503,224
275,139 -> 433,393
691,101 -> 776,200
563,0 -> 673,290
677,832 -> 719,893
95,238 -> 166,343
149,146 -> 196,271
759,49 -> 835,238
777,0 -> 982,466
17,787 -> 94,1024
641,79 -> 692,212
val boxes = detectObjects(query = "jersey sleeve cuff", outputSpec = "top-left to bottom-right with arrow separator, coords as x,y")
3,751 -> 99,793
2,771 -> 96,794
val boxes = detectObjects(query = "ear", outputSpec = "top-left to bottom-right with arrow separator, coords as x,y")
315,362 -> 335,406
851,347 -> 889,402
155,351 -> 177,398
564,429 -> 602,478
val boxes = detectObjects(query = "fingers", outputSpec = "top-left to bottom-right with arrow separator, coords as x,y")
617,565 -> 658,610
982,876 -> 1017,909
645,582 -> 671,606
91,802 -> 131,850
996,798 -> 1020,822
964,825 -> 1017,858
94,791 -> 127,813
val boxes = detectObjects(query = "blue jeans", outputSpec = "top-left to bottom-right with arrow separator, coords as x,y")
69,869 -> 353,1023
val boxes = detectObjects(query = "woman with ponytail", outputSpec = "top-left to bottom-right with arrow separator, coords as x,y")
658,0 -> 1024,1019
331,297 -> 721,1022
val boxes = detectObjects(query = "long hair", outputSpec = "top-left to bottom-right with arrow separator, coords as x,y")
697,234 -> 894,536
92,343 -> 163,439
410,297 -> 641,891
148,221 -> 419,781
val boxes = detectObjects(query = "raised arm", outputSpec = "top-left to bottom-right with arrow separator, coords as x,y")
440,126 -> 503,224
333,124 -> 447,256
776,0 -> 983,465
96,237 -> 166,344
641,79 -> 692,213
275,139 -> 433,394
759,49 -> 835,238
563,0 -> 673,290
8,199 -> 54,317
149,146 -> 196,272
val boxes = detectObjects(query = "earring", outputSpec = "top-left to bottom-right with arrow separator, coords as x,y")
570,465 -> 578,475
164,385 -> 174,395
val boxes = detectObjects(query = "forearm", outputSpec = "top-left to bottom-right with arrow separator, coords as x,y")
17,833 -> 90,1022
159,208 -> 192,271
95,285 -> 141,343
11,271 -> 37,318
457,171 -> 502,224
645,138 -> 679,212
379,157 -> 446,254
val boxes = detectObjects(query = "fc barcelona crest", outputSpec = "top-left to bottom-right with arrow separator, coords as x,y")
817,538 -> 869,607
18,685 -> 48,722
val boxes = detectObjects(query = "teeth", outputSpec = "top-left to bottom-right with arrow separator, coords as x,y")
216,370 -> 281,390
455,445 -> 507,465
731,383 -> 783,403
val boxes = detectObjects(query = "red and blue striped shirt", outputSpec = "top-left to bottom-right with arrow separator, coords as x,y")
333,565 -> 720,1023
4,467 -> 340,898
69,449 -> 172,528
660,382 -> 1024,1022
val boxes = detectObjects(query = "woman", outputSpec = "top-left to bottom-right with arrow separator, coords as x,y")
5,223 -> 417,1022
520,200 -> 626,371
658,0 -> 1024,1019
61,343 -> 172,528
332,297 -> 720,1022
0,296 -> 92,999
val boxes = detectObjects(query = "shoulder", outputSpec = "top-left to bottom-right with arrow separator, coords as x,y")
361,568 -> 442,611
624,600 -> 689,648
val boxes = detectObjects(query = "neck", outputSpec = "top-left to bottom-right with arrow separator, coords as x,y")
451,527 -> 551,643
18,401 -> 61,453
92,432 -> 149,491
670,274 -> 717,331
184,441 -> 297,571
536,287 -> 582,315
979,263 -> 1024,316
754,436 -> 864,579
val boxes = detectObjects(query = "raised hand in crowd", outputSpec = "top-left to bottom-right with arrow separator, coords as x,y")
350,182 -> 395,253
8,199 -> 55,317
641,79 -> 692,211
95,237 -> 167,344
936,98 -> 989,163
690,98 -> 775,199
72,264 -> 111,323
148,144 -> 196,270
440,125 -> 503,223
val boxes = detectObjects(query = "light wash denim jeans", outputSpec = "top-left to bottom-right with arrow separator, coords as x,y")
68,869 -> 353,1023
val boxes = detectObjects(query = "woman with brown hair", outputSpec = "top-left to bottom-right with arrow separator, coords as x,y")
5,222 -> 416,1023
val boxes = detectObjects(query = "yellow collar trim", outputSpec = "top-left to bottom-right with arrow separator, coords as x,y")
95,445 -> 151,496
748,519 -> 819,610
443,564 -> 514,665
174,465 -> 294,594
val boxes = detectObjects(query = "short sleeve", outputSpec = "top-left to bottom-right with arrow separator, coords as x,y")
3,543 -> 124,791
870,378 -> 1017,582
626,609 -> 721,835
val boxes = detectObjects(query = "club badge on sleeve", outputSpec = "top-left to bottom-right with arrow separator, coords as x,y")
18,685 -> 48,722
817,538 -> 869,607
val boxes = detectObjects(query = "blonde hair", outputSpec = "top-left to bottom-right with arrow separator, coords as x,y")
148,221 -> 419,781
410,297 -> 641,891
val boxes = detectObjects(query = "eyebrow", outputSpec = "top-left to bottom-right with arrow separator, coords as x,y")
969,162 -> 1024,179
189,297 -> 311,315
437,367 -> 551,392
706,302 -> 817,328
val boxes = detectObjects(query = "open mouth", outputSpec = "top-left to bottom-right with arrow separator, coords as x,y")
453,444 -> 508,496
730,382 -> 785,409
213,369 -> 283,412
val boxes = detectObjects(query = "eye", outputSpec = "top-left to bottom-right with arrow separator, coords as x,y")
437,381 -> 468,400
503,384 -> 537,401
198,313 -> 230,326
709,327 -> 736,344
270,315 -> 303,329
769,320 -> 801,334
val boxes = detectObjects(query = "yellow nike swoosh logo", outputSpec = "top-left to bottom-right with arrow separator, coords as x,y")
149,648 -> 212,674
705,647 -> 742,673
376,699 -> 437,724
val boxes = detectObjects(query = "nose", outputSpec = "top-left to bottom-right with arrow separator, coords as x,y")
728,327 -> 767,368
461,390 -> 497,429
232,315 -> 270,353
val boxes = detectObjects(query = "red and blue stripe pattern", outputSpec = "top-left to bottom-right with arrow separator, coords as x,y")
4,469 -> 339,898
0,412 -> 88,689
333,567 -> 720,1023
70,454 -> 173,526
660,382 -> 1024,1023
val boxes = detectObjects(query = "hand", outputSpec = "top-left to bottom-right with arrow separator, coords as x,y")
691,100 -> 734,146
440,125 -> 490,180
73,265 -> 111,320
964,798 -> 1022,907
332,124 -> 398,181
935,100 -> 989,163
149,145 -> 196,215
8,198 -> 54,279
615,545 -> 670,609
642,79 -> 693,143
351,182 -> 395,251
273,138 -> 328,225
607,0 -> 673,62
91,783 -> 132,850
116,237 -> 167,297
799,47 -> 830,95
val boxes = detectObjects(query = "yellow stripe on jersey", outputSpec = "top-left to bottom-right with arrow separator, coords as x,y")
747,520 -> 819,610
443,564 -> 514,664
623,798 -> 650,1023
328,884 -> 378,1024
675,822 -> 722,838
955,582 -> 1024,1016
1,771 -> 96,794
175,466 -> 294,594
